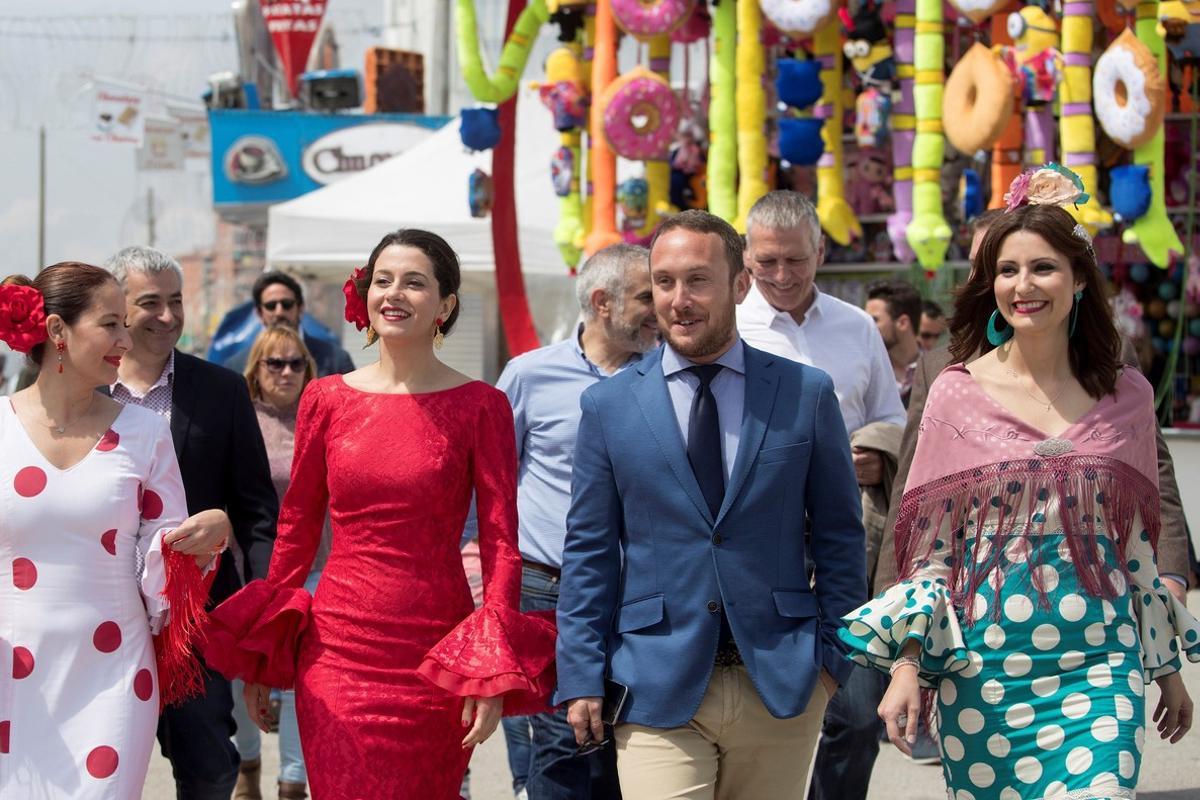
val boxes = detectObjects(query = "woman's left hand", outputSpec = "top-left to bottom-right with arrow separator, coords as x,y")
1153,671 -> 1193,743
165,509 -> 231,556
461,696 -> 503,748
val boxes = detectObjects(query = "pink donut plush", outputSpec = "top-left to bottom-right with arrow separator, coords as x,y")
612,0 -> 696,40
600,67 -> 681,161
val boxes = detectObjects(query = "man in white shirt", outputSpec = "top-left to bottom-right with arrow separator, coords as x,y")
735,191 -> 905,800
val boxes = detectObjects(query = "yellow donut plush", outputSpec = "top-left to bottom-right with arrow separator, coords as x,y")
943,43 -> 1014,155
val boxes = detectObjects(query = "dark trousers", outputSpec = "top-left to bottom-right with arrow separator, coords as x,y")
157,664 -> 240,800
514,564 -> 622,800
809,663 -> 888,800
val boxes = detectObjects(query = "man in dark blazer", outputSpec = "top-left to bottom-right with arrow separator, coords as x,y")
556,211 -> 866,797
106,246 -> 278,800
876,212 -> 1193,602
223,271 -> 355,377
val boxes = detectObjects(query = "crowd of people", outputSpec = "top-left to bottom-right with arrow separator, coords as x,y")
0,166 -> 1197,800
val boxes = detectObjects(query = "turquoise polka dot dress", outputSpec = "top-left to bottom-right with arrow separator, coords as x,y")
840,495 -> 1200,800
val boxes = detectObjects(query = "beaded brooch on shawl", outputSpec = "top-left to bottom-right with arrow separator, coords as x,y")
893,365 -> 1161,625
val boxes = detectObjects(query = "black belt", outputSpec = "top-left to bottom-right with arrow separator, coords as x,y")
521,559 -> 561,580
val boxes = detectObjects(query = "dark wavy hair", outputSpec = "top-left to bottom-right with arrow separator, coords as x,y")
351,229 -> 462,336
3,263 -> 118,366
948,204 -> 1120,399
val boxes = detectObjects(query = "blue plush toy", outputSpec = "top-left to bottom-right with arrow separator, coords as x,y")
779,117 -> 825,166
775,59 -> 823,110
1109,164 -> 1153,223
460,108 -> 501,152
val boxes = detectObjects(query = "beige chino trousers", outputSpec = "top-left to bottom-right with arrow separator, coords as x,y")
613,665 -> 830,800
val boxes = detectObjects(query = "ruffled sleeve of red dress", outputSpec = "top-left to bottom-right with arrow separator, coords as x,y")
204,379 -> 333,689
418,386 -> 557,717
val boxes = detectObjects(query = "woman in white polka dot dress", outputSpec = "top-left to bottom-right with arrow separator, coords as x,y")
839,178 -> 1198,800
0,265 -> 214,798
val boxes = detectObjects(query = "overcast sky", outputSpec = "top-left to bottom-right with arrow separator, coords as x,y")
0,0 -> 383,275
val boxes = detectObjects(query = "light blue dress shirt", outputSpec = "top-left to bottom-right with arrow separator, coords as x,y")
472,326 -> 642,568
661,338 -> 746,482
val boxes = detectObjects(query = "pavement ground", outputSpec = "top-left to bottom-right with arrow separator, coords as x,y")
145,591 -> 1200,799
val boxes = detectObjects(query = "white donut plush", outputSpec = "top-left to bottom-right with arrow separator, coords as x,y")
759,0 -> 837,37
1093,29 -> 1166,150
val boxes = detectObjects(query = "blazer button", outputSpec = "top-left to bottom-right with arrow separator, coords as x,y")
712,532 -> 723,545
707,600 -> 719,613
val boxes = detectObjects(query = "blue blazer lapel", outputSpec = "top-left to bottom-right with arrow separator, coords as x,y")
717,346 -> 779,524
632,350 -> 715,525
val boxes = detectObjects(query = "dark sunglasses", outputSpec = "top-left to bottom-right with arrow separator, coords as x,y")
261,299 -> 298,312
261,357 -> 307,374
575,737 -> 611,757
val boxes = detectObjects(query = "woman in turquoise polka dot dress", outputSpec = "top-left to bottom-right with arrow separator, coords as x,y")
838,175 -> 1198,800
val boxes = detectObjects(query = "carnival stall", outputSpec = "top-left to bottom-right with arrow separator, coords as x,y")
455,0 -> 1200,433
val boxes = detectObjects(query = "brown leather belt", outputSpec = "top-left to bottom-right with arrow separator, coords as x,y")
521,559 -> 561,580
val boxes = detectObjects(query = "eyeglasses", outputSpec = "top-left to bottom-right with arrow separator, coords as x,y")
261,299 -> 298,312
261,357 -> 307,374
574,737 -> 611,757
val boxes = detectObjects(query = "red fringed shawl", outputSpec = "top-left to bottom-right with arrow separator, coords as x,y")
895,365 -> 1161,625
154,548 -> 218,709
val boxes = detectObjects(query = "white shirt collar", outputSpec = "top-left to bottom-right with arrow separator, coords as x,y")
661,336 -> 746,378
743,281 -> 824,328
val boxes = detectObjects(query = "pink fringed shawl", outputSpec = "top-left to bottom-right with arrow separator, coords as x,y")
895,365 -> 1161,624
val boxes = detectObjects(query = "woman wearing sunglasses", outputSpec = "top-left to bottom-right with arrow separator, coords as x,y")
229,325 -> 327,799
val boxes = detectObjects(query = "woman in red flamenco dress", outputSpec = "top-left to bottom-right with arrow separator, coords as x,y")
204,230 -> 556,799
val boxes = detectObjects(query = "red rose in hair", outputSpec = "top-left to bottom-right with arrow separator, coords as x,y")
0,284 -> 48,353
343,266 -> 370,331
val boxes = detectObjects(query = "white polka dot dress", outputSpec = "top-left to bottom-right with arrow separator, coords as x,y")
841,492 -> 1200,800
0,401 -> 187,798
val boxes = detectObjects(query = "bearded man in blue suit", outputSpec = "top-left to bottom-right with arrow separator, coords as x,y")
555,210 -> 868,798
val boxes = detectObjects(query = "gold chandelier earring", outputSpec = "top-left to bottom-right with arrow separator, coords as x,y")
433,318 -> 445,350
365,325 -> 378,346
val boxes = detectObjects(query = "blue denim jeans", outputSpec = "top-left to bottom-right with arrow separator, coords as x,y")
231,570 -> 321,783
512,565 -> 621,800
809,663 -> 887,800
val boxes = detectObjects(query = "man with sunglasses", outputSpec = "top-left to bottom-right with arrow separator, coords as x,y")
917,300 -> 946,351
224,272 -> 354,377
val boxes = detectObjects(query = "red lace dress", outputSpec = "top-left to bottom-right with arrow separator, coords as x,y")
204,376 -> 556,799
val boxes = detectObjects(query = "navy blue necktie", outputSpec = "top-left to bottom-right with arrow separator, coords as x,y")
686,364 -> 725,519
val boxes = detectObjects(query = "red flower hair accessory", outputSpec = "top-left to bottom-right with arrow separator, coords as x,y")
343,266 -> 370,331
0,283 -> 49,353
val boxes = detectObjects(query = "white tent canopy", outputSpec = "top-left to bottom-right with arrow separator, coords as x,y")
267,87 -> 567,275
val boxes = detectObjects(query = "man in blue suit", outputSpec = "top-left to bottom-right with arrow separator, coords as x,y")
556,210 -> 867,798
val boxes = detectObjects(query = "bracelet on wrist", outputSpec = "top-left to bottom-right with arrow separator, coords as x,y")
889,656 -> 920,676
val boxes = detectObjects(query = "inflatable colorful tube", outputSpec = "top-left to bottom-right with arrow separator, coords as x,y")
905,0 -> 951,269
989,12 -> 1023,210
887,0 -> 916,261
639,34 -> 675,240
814,20 -> 861,246
1125,0 -> 1184,267
735,0 -> 769,231
707,0 -> 738,223
456,0 -> 550,104
585,0 -> 623,255
1060,0 -> 1113,233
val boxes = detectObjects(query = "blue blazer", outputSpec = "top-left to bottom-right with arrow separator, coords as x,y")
555,343 -> 867,727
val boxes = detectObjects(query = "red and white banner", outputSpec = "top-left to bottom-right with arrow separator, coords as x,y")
260,1 -> 328,98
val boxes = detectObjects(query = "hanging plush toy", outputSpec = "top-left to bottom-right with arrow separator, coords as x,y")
618,177 -> 650,243
845,147 -> 894,215
840,2 -> 895,90
537,47 -> 589,131
468,169 -> 494,218
670,120 -> 707,210
1002,5 -> 1063,166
